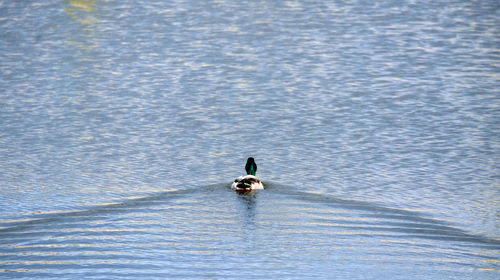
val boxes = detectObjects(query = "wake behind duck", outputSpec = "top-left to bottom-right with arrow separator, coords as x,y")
231,157 -> 264,193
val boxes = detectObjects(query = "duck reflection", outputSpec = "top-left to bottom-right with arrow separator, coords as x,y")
236,191 -> 258,229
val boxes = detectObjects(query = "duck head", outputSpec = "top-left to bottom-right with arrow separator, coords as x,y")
245,157 -> 257,176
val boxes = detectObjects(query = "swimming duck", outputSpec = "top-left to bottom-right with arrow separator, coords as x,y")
231,157 -> 264,192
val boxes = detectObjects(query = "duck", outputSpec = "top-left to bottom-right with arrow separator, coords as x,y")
231,157 -> 264,192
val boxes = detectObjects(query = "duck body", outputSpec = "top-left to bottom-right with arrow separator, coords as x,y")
232,157 -> 264,193
231,175 -> 264,192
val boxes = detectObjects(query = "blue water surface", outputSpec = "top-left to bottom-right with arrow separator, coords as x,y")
0,0 -> 498,279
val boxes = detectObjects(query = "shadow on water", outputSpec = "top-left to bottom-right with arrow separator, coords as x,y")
236,191 -> 258,211
1,181 -> 499,250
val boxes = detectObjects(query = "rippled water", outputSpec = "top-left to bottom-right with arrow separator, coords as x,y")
0,0 -> 499,279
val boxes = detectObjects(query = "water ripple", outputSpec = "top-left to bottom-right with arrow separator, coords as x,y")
1,0 -> 498,278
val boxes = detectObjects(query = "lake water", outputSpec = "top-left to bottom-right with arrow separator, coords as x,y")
0,0 -> 499,279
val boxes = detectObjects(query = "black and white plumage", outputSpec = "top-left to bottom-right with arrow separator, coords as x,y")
231,157 -> 264,192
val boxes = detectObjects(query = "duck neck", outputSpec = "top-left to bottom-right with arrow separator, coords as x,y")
248,165 -> 256,176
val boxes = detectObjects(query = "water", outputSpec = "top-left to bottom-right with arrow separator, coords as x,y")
0,0 -> 498,278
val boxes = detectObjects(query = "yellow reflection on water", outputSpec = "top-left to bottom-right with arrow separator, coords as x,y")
0,218 -> 36,223
65,0 -> 97,25
0,269 -> 46,273
477,267 -> 500,271
482,259 -> 500,264
0,251 -> 122,257
62,0 -> 101,84
67,0 -> 94,13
